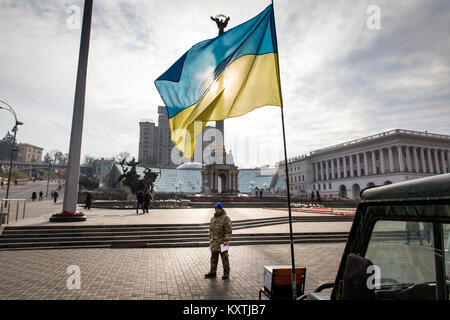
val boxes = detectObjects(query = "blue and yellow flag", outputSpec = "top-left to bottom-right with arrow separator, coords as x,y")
155,4 -> 282,158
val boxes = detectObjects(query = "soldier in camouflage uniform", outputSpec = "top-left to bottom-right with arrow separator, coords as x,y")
204,203 -> 232,280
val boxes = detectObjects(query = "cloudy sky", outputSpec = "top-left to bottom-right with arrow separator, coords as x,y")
0,0 -> 449,168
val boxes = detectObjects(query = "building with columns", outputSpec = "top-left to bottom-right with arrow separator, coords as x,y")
279,129 -> 450,200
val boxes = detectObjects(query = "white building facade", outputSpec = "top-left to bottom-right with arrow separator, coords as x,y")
279,129 -> 450,200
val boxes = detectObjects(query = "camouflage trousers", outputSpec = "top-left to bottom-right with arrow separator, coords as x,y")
210,250 -> 230,275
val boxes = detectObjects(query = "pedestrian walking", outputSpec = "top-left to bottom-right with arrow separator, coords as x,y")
259,189 -> 263,199
204,203 -> 232,280
85,192 -> 93,210
311,190 -> 315,202
136,191 -> 145,214
53,190 -> 59,204
143,189 -> 152,214
316,189 -> 321,202
31,192 -> 37,202
39,190 -> 43,201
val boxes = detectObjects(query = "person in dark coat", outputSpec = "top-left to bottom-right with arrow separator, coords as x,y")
39,190 -> 43,201
316,189 -> 321,202
136,191 -> 145,214
143,190 -> 152,213
311,190 -> 315,202
85,192 -> 93,210
31,192 -> 37,201
53,191 -> 59,204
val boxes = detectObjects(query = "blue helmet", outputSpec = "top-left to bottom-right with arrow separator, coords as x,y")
214,202 -> 223,210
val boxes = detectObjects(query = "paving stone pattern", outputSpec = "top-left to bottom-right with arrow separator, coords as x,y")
0,243 -> 344,300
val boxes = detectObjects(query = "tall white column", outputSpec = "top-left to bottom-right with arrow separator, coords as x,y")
229,172 -> 233,191
210,172 -> 214,191
380,149 -> 385,174
331,159 -> 335,179
350,155 -> 354,177
320,162 -> 324,180
343,156 -> 347,178
372,151 -> 377,175
63,0 -> 93,214
397,146 -> 404,172
434,149 -> 440,174
337,158 -> 341,178
364,152 -> 368,176
389,148 -> 394,173
356,154 -> 361,176
427,148 -> 434,173
405,146 -> 412,172
440,150 -> 446,174
420,148 -> 426,173
314,163 -> 318,181
413,147 -> 419,173
216,172 -> 219,191
447,150 -> 450,174
325,160 -> 329,181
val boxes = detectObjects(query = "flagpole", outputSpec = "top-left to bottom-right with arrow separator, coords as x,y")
271,0 -> 297,300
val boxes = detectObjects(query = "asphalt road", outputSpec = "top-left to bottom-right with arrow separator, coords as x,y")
0,180 -> 63,202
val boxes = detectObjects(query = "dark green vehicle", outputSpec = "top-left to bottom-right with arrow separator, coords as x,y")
306,173 -> 450,300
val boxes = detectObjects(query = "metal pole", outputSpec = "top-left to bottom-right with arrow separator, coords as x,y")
6,202 -> 10,224
22,201 -> 26,219
271,0 -> 297,300
46,163 -> 51,197
15,201 -> 19,221
63,0 -> 93,214
4,126 -> 17,208
0,200 -> 4,225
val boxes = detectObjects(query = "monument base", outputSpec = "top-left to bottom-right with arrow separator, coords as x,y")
49,210 -> 86,222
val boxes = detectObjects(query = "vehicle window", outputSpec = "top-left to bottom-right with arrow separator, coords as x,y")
365,220 -> 436,300
443,224 -> 450,300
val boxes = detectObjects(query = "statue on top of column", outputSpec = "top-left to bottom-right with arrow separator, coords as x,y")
211,14 -> 230,35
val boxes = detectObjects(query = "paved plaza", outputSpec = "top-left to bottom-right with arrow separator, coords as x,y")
0,201 -> 350,300
0,243 -> 344,300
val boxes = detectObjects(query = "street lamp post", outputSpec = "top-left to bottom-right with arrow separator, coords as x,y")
46,161 -> 52,198
0,100 -> 23,208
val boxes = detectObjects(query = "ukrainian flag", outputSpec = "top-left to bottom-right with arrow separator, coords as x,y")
155,4 -> 282,158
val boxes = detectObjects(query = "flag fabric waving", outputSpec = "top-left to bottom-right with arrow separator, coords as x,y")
155,4 -> 282,158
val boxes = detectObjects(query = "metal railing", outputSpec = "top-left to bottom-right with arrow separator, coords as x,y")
0,199 -> 26,226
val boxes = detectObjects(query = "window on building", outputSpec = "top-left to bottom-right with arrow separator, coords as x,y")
323,184 -> 326,190
329,183 -> 332,189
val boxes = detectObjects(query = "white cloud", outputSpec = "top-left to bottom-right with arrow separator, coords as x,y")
0,0 -> 449,167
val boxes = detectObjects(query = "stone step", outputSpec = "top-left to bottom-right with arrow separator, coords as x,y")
2,217 -> 352,235
2,216 -> 353,232
0,236 -> 350,251
0,232 -> 349,244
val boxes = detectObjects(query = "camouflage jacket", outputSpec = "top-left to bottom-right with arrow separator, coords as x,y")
209,210 -> 232,251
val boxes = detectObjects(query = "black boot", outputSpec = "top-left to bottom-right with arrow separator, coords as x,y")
204,272 -> 216,278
